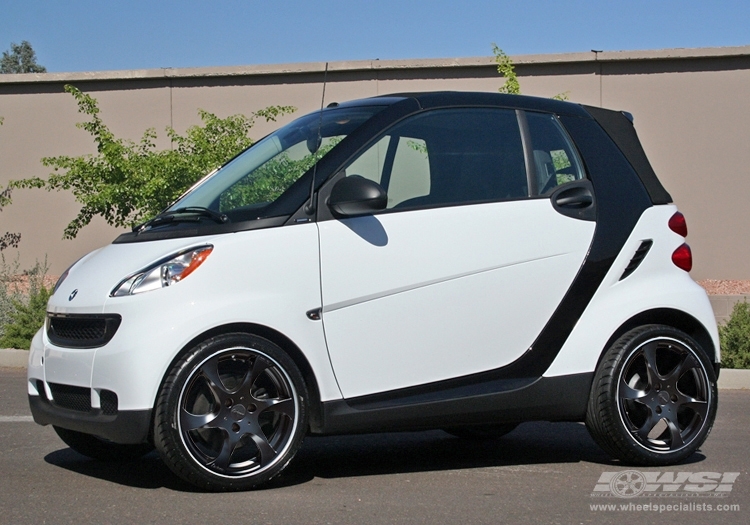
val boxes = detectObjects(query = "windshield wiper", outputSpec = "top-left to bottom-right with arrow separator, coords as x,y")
133,207 -> 229,234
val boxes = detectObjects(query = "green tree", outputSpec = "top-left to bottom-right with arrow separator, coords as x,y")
0,41 -> 46,74
7,85 -> 295,239
492,43 -> 569,100
0,118 -> 21,252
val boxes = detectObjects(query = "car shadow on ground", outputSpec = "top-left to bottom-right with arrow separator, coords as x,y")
43,421 -> 706,492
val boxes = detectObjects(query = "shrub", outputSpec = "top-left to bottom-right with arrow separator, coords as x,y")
0,286 -> 50,349
719,300 -> 750,369
0,254 -> 23,341
0,256 -> 50,349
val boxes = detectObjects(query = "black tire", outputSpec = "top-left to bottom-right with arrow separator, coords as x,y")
154,333 -> 308,491
585,324 -> 717,465
443,423 -> 519,440
54,426 -> 154,461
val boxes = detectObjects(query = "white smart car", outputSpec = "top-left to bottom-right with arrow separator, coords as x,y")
28,92 -> 719,491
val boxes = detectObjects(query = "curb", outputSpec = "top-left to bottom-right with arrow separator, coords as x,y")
2,348 -> 749,389
0,349 -> 31,368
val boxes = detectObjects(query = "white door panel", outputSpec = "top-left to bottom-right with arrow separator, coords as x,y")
319,199 -> 595,398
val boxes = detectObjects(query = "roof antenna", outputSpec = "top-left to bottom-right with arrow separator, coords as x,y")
304,61 -> 329,216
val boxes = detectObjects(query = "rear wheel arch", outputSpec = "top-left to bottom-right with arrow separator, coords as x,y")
595,308 -> 716,371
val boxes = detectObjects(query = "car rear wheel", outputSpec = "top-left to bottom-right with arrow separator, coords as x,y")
586,325 -> 717,465
154,333 -> 308,491
54,426 -> 153,461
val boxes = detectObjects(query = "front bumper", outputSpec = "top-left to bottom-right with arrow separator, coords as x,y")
28,392 -> 151,444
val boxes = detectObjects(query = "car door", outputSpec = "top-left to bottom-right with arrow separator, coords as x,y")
317,108 -> 596,399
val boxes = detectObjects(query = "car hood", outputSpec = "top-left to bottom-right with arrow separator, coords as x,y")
48,235 -> 220,314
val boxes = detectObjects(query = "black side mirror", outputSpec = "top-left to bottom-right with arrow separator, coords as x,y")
327,175 -> 387,217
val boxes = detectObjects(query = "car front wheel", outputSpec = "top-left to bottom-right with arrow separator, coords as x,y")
154,333 -> 308,491
586,325 -> 717,465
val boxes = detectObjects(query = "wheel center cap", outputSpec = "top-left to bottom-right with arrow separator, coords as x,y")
230,404 -> 247,421
658,391 -> 671,405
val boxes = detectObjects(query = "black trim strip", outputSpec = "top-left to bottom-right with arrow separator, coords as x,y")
317,373 -> 593,434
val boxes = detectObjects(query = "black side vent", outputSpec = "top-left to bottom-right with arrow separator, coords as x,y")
620,240 -> 653,281
47,314 -> 121,349
42,383 -> 120,416
100,390 -> 119,416
49,383 -> 91,413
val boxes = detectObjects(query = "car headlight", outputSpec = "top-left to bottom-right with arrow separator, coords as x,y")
111,245 -> 213,297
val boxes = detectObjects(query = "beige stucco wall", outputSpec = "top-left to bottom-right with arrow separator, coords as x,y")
1,46 -> 749,279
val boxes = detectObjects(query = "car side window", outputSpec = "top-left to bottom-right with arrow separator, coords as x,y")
525,111 -> 585,195
343,108 -> 527,210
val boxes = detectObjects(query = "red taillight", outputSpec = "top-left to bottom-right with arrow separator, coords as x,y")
669,211 -> 688,237
672,243 -> 692,272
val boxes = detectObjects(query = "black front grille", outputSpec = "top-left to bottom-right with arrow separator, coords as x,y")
47,314 -> 121,348
49,383 -> 91,412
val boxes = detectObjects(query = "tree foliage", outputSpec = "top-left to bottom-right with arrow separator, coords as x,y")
492,43 -> 521,95
492,43 -> 568,100
0,41 -> 46,74
0,118 -> 21,252
8,85 -> 295,239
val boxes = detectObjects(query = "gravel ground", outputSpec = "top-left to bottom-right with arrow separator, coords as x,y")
697,280 -> 750,295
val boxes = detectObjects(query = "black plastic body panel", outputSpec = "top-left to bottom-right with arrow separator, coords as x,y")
316,373 -> 593,434
29,395 -> 152,444
583,105 -> 672,205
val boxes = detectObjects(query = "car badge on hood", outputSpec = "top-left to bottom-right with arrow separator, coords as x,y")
68,289 -> 78,301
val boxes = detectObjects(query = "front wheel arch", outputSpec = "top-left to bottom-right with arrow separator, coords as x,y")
154,323 -> 323,439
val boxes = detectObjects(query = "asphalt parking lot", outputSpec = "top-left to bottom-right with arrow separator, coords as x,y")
0,367 -> 747,525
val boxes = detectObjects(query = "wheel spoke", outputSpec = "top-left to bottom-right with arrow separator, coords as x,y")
232,355 -> 271,397
664,352 -> 699,386
665,418 -> 685,449
641,341 -> 662,385
619,378 -> 647,401
200,356 -> 231,403
635,409 -> 663,441
250,356 -> 271,386
679,396 -> 709,420
257,397 -> 295,418
248,430 -> 279,468
208,430 -> 242,471
180,409 -> 221,431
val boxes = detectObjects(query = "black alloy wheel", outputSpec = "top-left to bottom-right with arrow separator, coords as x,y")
154,333 -> 308,491
586,325 -> 717,465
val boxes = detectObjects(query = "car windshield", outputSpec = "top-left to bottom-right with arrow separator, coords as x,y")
167,105 -> 385,222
